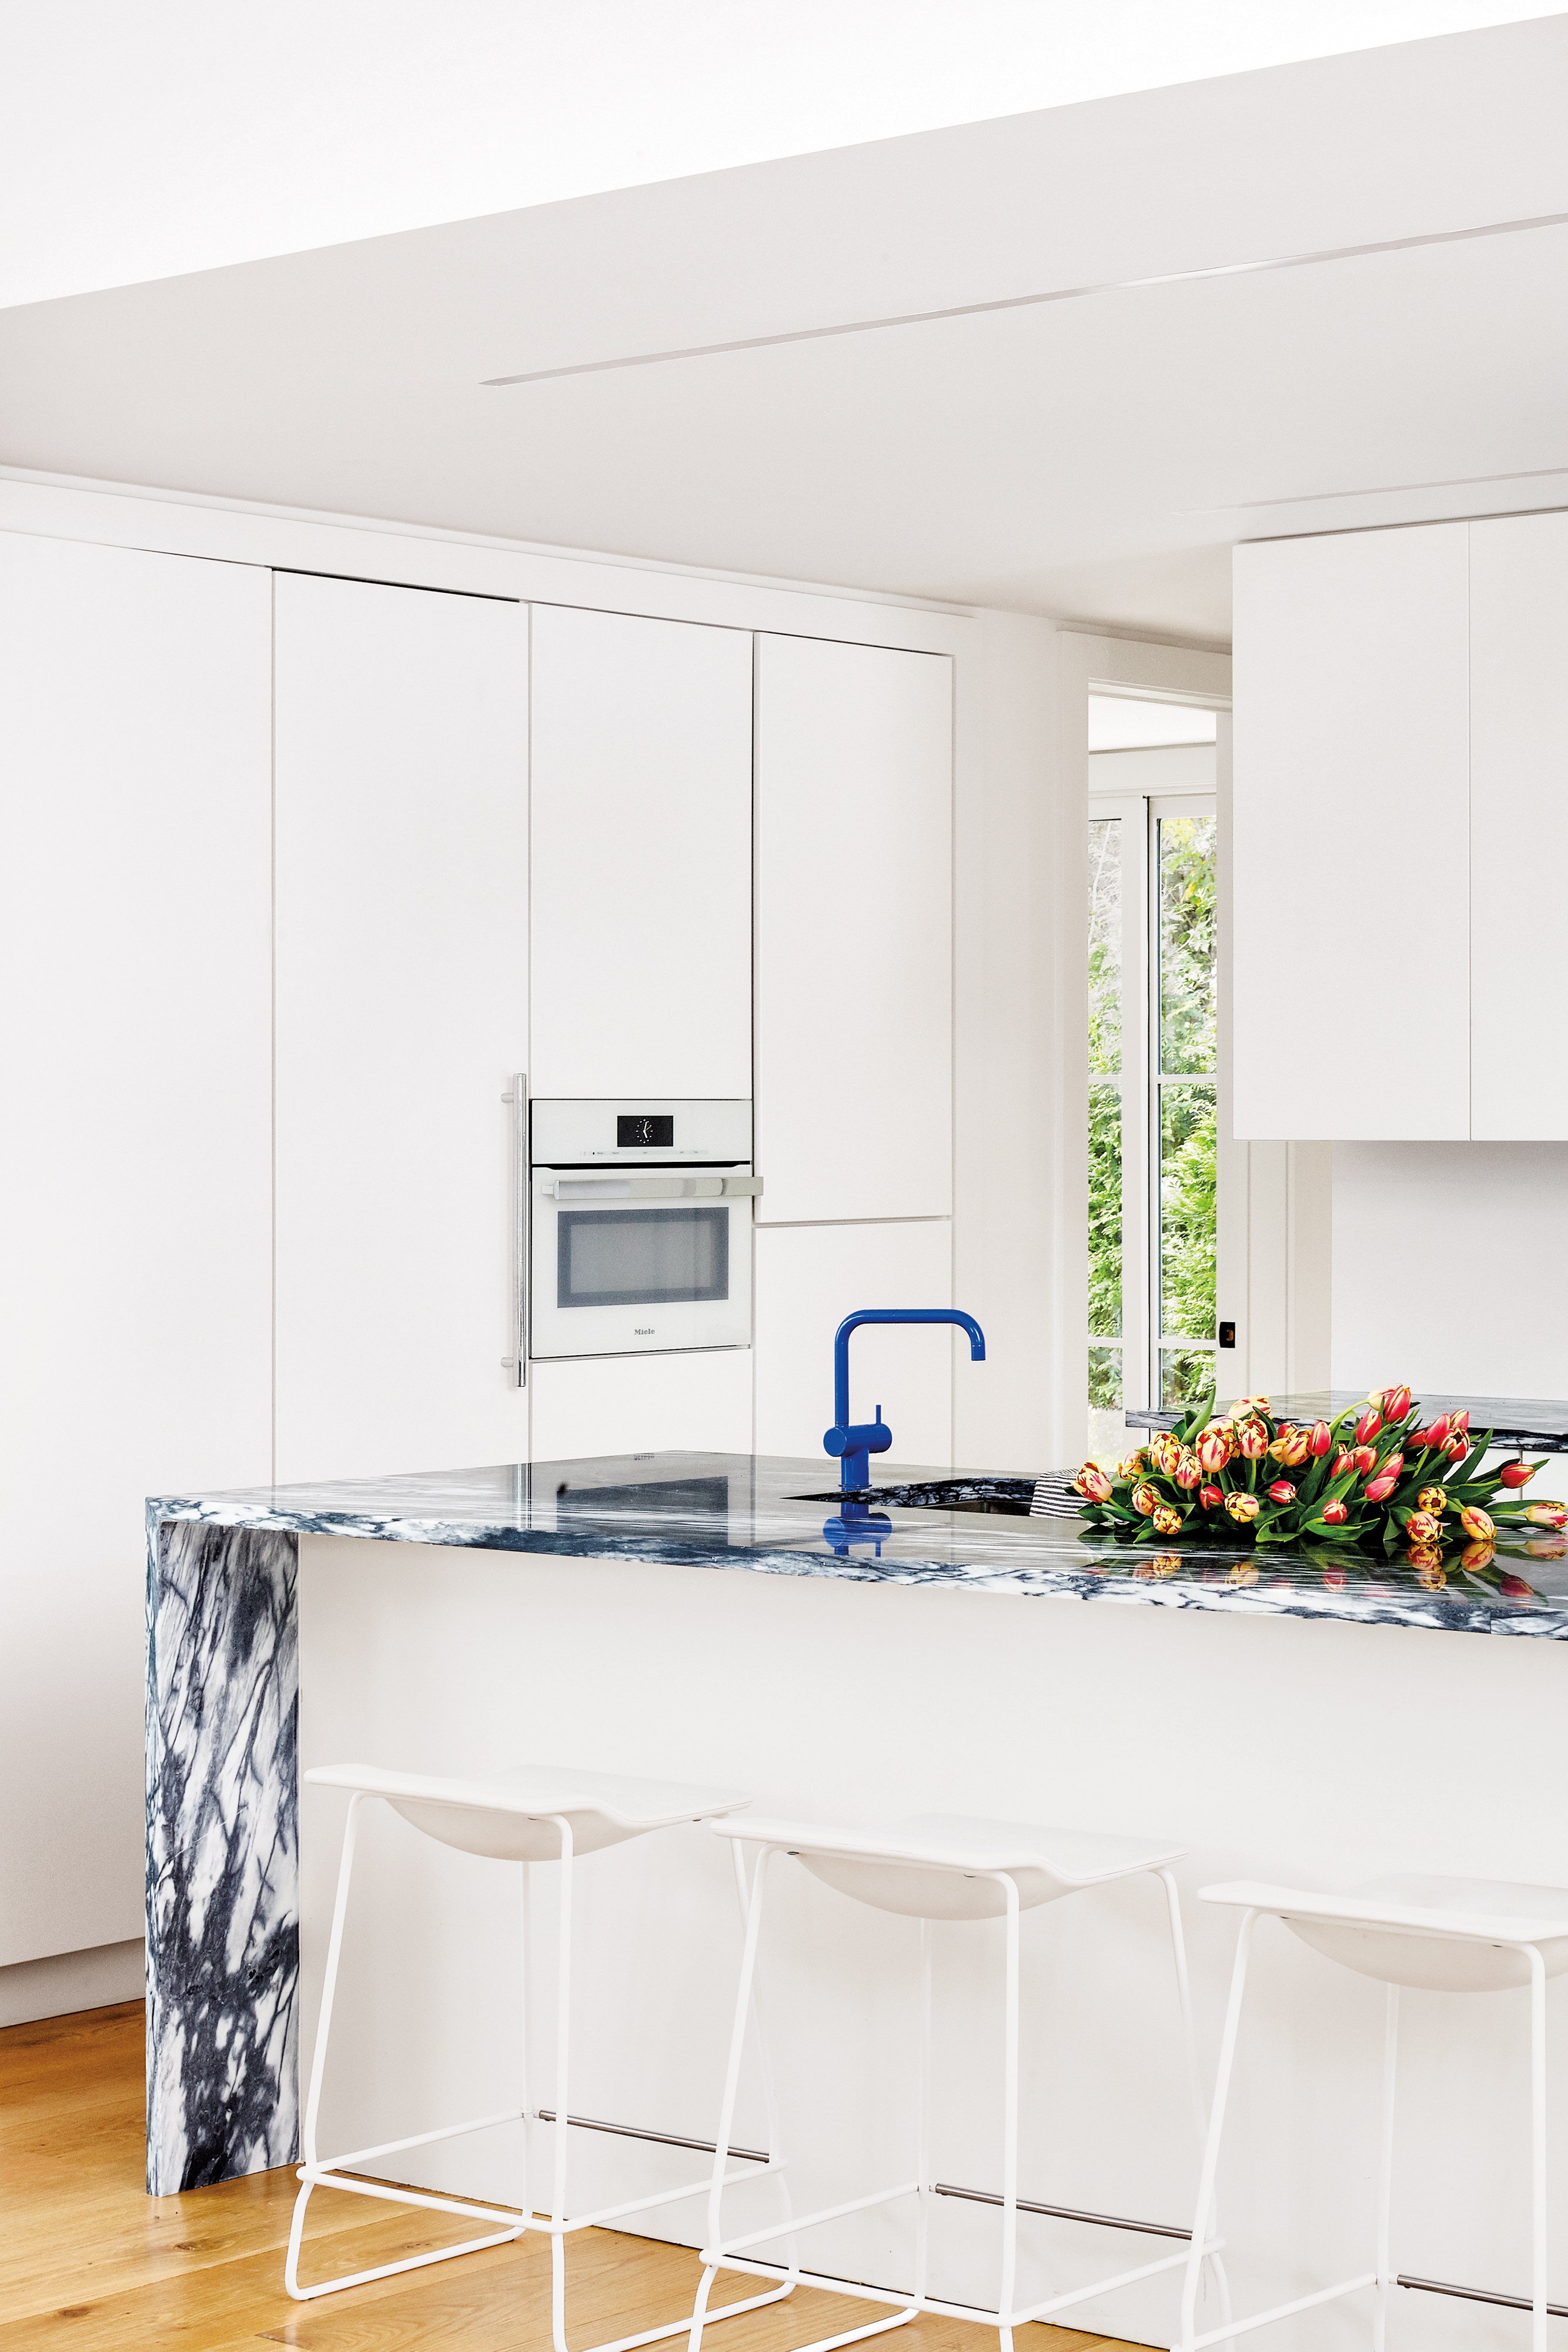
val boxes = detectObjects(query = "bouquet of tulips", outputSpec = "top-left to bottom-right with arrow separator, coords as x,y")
1073,1388 -> 1566,1588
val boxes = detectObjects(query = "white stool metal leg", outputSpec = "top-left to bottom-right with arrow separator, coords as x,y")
997,1875 -> 1019,2352
286,1793 -> 526,2301
1372,1984 -> 1398,2352
1158,1867 -> 1232,2337
1532,1946 -> 1548,2352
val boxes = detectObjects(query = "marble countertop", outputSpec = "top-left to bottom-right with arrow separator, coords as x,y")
148,1450 -> 1568,1639
1128,1391 -> 1568,1452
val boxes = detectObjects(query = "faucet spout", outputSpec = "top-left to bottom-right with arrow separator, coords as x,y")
824,1307 -> 988,1492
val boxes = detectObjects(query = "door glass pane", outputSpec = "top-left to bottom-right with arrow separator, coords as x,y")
1158,814 -> 1216,1077
1088,815 -> 1124,1459
1160,1081 -> 1217,1342
1089,817 -> 1121,1073
1161,1346 -> 1217,1409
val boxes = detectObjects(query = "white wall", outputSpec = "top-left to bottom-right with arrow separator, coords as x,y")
1332,1142 -> 1568,1494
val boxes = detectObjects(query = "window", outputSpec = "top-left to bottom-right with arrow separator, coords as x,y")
1086,706 -> 1220,1460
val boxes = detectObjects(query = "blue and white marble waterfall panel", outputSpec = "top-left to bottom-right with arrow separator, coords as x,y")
145,1515 -> 299,2193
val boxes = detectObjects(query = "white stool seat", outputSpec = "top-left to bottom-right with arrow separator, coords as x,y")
1174,1866 -> 1568,2349
288,1757 -> 784,2352
692,1803 -> 1224,2352
1203,1872 -> 1568,1993
305,1759 -> 750,1861
713,1810 -> 1184,1920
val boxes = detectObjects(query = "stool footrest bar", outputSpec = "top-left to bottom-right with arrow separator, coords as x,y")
536,2107 -> 770,2166
1185,2271 -> 1378,2348
554,2162 -> 783,2233
1011,2239 -> 1223,2323
704,2180 -> 919,2259
934,2180 -> 1193,2242
297,2167 -> 526,2231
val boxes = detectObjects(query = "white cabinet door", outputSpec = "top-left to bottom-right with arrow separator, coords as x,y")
754,1220 -> 954,1471
275,574 -> 528,1482
0,533 -> 272,1963
755,636 -> 952,1220
529,604 -> 752,1098
1232,526 -> 1470,1140
1470,512 -> 1568,1139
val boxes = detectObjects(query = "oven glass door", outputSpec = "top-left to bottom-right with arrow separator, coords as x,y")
530,1174 -> 753,1358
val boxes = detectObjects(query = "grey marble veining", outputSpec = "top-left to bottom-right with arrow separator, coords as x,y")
148,1449 -> 1568,1639
145,1517 -> 299,2194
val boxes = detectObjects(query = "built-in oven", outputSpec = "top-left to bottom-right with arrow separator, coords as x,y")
527,1100 -> 758,1361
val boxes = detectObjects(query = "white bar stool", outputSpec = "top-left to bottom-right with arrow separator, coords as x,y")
287,1759 -> 794,2352
1175,1872 -> 1568,2352
690,1809 -> 1228,2352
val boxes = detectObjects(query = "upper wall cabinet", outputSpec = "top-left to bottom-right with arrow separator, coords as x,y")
529,605 -> 753,1098
274,573 -> 529,1482
1470,512 -> 1568,1140
1232,526 -> 1472,1141
755,634 -> 952,1222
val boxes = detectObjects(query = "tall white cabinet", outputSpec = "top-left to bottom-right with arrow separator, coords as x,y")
753,635 -> 955,1466
1233,510 -> 1568,1141
0,536 -> 273,1964
529,604 -> 753,1099
273,573 -> 529,1481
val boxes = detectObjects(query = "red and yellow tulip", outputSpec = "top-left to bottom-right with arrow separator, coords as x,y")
1075,1462 -> 1113,1502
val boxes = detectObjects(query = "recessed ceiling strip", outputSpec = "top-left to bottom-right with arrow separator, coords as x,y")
482,206 -> 1568,389
1180,463 -> 1568,514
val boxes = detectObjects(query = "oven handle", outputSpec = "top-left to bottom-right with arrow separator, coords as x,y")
544,1174 -> 763,1202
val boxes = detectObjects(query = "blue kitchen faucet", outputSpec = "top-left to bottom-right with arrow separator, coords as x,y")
823,1307 -> 987,1491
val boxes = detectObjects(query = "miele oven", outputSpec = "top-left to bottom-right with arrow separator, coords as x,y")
527,1100 -> 758,1361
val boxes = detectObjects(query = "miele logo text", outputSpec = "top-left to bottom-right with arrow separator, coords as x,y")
635,1327 -> 654,1334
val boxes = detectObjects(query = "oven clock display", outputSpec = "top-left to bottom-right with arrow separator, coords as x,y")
617,1114 -> 674,1148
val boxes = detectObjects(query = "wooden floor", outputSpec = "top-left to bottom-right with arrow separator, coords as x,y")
0,2003 -> 1154,2352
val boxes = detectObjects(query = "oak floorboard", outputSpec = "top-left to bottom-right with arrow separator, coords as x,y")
0,2004 -> 1151,2352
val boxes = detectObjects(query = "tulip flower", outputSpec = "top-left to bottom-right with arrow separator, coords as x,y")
1119,1452 -> 1146,1479
1267,1479 -> 1296,1504
1131,1481 -> 1159,1516
1196,1426 -> 1233,1474
1416,1485 -> 1447,1516
1225,1491 -> 1260,1524
1279,1426 -> 1312,1467
1406,1509 -> 1440,1545
1236,1418 -> 1269,1461
1383,1385 -> 1412,1422
1174,1447 -> 1202,1489
1151,1432 -> 1182,1476
1426,1415 -> 1450,1447
1459,1505 -> 1495,1542
1499,1458 -> 1541,1489
1308,1421 -> 1333,1458
1501,1575 -> 1536,1599
1356,1406 -> 1382,1445
1452,1409 -> 1470,1434
1365,1472 -> 1400,1505
1443,1434 -> 1469,1460
1526,1502 -> 1568,1528
1075,1462 -> 1113,1502
1153,1505 -> 1183,1535
1322,1499 -> 1349,1525
1350,1445 -> 1376,1476
1199,1484 -> 1223,1511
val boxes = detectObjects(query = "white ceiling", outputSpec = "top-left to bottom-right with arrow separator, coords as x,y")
5,1 -> 1557,309
4,12 -> 1567,643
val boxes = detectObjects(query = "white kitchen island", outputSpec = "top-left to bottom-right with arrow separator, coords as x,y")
146,1452 -> 1568,2350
